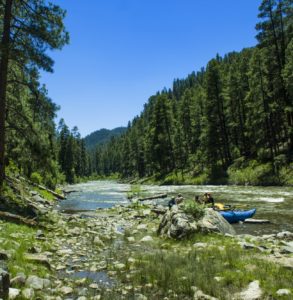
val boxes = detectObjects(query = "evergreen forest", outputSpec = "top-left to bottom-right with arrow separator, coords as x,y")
0,0 -> 292,189
89,0 -> 293,185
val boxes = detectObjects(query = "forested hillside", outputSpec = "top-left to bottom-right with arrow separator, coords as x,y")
90,0 -> 293,185
84,127 -> 127,150
0,0 -> 292,189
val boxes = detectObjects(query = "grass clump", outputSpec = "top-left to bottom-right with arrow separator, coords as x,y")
0,221 -> 49,278
111,234 -> 293,299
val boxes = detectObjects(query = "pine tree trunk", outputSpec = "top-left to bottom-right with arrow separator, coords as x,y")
0,0 -> 13,190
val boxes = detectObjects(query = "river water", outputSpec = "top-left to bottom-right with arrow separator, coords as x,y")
58,181 -> 293,235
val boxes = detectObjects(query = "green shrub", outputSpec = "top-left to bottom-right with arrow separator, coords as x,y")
227,160 -> 277,186
30,172 -> 43,185
183,200 -> 205,220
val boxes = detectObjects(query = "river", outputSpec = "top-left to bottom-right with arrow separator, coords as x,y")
58,181 -> 293,236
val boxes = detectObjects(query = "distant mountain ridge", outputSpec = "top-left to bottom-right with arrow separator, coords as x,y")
84,127 -> 127,150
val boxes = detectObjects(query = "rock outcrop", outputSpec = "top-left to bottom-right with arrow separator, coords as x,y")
158,206 -> 235,239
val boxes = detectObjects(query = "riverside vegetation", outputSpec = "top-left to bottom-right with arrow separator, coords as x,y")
1,177 -> 293,299
0,0 -> 293,299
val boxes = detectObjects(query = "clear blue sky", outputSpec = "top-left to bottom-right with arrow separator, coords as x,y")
41,0 -> 261,137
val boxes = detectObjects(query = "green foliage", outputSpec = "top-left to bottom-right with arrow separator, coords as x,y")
228,160 -> 277,186
182,200 -> 205,220
30,172 -> 43,185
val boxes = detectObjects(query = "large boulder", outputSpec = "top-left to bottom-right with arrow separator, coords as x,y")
158,206 -> 235,239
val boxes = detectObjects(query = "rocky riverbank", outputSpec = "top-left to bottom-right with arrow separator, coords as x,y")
0,179 -> 293,299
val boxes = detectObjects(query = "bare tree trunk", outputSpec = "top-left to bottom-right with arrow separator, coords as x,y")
0,0 -> 13,190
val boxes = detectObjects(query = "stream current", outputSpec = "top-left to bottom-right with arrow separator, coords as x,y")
58,181 -> 293,235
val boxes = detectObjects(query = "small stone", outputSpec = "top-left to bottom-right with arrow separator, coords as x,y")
140,236 -> 153,242
137,224 -> 148,230
10,274 -> 26,287
193,242 -> 208,249
214,276 -> 223,282
77,297 -> 87,300
36,230 -> 45,238
89,283 -> 99,289
26,275 -> 44,290
59,286 -> 73,295
135,294 -> 148,300
237,280 -> 262,300
276,289 -> 291,296
43,278 -> 51,288
127,237 -> 135,242
22,288 -> 34,299
93,236 -> 105,247
8,288 -> 20,299
114,263 -> 126,270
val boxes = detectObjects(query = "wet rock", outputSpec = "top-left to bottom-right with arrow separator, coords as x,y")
236,280 -> 262,300
276,289 -> 291,296
22,288 -> 34,299
26,275 -> 44,290
8,288 -> 20,299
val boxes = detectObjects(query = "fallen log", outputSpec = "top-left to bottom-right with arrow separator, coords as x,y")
32,183 -> 65,200
138,193 -> 168,201
18,176 -> 65,200
0,211 -> 37,227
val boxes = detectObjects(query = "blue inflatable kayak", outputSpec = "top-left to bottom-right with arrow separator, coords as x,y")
219,208 -> 256,223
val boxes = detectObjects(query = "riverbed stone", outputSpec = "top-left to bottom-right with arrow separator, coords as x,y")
276,231 -> 293,240
59,286 -> 73,295
26,275 -> 44,290
93,236 -> 105,247
22,288 -> 34,299
10,274 -> 26,287
8,288 -> 20,299
24,253 -> 51,269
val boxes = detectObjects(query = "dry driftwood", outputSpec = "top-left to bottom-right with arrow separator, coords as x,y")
138,193 -> 168,201
0,211 -> 37,226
